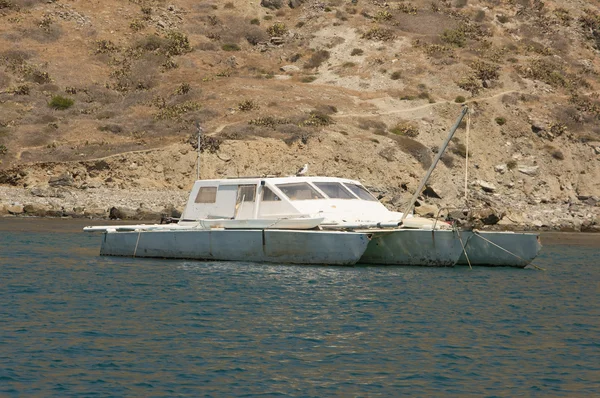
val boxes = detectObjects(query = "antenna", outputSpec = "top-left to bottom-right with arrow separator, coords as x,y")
195,121 -> 203,180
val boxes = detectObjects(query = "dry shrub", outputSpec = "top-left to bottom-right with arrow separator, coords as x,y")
518,58 -> 574,89
267,22 -> 287,37
362,26 -> 395,41
314,104 -> 338,115
390,122 -> 419,137
470,60 -> 500,81
392,136 -> 432,169
304,50 -> 330,69
245,27 -> 268,45
579,10 -> 600,50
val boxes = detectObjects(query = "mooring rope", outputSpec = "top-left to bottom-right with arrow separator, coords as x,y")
473,231 -> 545,271
133,230 -> 142,257
456,230 -> 472,270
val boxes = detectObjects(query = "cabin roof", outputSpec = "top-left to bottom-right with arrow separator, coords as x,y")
194,176 -> 363,185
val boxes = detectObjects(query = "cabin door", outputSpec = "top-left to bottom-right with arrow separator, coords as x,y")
234,184 -> 256,219
213,185 -> 237,219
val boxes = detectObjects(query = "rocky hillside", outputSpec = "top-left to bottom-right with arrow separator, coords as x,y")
0,0 -> 599,230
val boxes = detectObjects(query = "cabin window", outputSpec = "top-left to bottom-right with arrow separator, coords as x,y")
276,183 -> 324,201
314,182 -> 355,199
262,187 -> 281,201
195,186 -> 217,203
237,184 -> 256,202
344,183 -> 378,201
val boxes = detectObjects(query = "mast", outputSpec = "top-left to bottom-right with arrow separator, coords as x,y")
400,106 -> 469,223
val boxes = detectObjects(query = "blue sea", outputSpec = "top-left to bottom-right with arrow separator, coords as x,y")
1,218 -> 598,397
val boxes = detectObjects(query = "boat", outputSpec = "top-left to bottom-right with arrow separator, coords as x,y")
84,173 -> 541,267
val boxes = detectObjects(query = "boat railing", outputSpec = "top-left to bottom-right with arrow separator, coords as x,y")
432,206 -> 473,231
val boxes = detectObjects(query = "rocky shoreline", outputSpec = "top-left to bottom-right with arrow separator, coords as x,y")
1,184 -> 598,232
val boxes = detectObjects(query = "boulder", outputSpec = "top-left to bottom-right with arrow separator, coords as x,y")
261,0 -> 283,9
23,204 -> 48,217
494,163 -> 507,174
30,186 -> 65,198
476,180 -> 496,193
518,165 -> 539,176
280,65 -> 300,73
289,0 -> 304,8
473,208 -> 501,225
414,203 -> 439,217
6,204 -> 24,214
161,205 -> 182,219
0,204 -> 8,216
48,172 -> 74,187
109,206 -> 137,220
270,36 -> 285,45
422,185 -> 442,199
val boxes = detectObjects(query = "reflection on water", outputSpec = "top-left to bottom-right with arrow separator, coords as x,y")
0,218 -> 599,396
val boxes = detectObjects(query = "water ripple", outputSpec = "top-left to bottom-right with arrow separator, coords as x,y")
0,220 -> 599,396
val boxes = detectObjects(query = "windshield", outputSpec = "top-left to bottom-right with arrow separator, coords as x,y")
343,183 -> 378,201
276,183 -> 325,201
314,182 -> 356,199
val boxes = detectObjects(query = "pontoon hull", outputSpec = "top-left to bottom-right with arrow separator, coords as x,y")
456,231 -> 541,268
360,229 -> 464,266
99,229 -> 370,265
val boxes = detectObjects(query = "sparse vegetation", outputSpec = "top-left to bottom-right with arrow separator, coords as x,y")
267,22 -> 287,37
390,71 -> 402,80
554,8 -> 571,26
9,85 -> 30,95
455,96 -> 466,103
350,48 -> 364,56
496,14 -> 509,23
470,60 -> 500,81
238,99 -> 259,112
375,10 -> 393,22
361,27 -> 394,41
130,19 -> 146,32
441,29 -> 466,47
49,95 -> 74,110
155,101 -> 201,120
304,50 -> 330,69
507,160 -> 517,170
495,117 -> 506,126
390,122 -> 419,138
398,3 -> 418,14
301,111 -> 334,127
579,10 -> 600,50
174,83 -> 191,95
222,43 -> 240,51
250,18 -> 260,25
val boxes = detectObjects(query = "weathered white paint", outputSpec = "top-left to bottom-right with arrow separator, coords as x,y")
455,231 -> 542,268
99,229 -> 370,265
360,229 -> 465,266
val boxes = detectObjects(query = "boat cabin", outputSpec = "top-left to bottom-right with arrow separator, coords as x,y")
180,176 -> 403,225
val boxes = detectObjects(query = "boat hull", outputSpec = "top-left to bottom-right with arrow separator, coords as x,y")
360,229 -> 464,266
99,229 -> 370,265
456,231 -> 541,268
